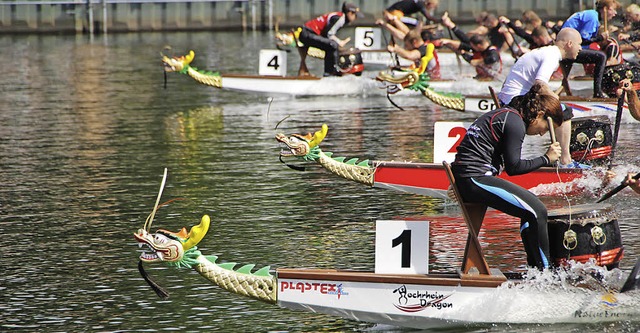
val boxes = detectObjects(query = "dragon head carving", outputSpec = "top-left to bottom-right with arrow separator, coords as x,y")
275,124 -> 328,161
134,215 -> 210,268
161,50 -> 195,73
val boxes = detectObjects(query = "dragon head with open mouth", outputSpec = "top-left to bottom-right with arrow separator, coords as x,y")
275,123 -> 328,162
161,49 -> 195,73
134,214 -> 210,268
275,124 -> 375,185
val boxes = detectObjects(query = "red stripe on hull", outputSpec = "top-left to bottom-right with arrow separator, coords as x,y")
373,162 -> 584,191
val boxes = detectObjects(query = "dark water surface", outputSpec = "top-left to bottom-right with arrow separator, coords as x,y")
1,31 -> 640,332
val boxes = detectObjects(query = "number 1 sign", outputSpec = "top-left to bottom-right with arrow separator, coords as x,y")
375,220 -> 429,274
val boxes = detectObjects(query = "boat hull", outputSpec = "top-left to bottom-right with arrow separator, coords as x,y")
371,162 -> 584,198
221,74 -> 382,96
276,269 -> 639,328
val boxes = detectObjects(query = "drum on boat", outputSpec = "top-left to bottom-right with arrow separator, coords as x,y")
569,116 -> 613,165
338,47 -> 364,76
547,203 -> 623,269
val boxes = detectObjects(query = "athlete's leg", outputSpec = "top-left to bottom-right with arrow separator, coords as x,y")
455,175 -> 551,270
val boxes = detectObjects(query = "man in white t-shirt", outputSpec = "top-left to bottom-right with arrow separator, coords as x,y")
498,27 -> 586,168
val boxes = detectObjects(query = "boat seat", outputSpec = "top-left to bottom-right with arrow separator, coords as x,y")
443,161 -> 505,281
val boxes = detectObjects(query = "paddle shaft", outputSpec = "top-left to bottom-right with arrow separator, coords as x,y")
597,172 -> 640,203
500,23 -> 522,60
447,26 -> 462,73
380,29 -> 400,68
488,86 -> 500,106
609,91 -> 626,167
547,117 -> 556,143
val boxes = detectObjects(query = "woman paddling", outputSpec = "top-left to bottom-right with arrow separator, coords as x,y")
451,82 -> 563,270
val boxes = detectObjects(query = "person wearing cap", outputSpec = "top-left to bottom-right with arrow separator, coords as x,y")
297,2 -> 363,77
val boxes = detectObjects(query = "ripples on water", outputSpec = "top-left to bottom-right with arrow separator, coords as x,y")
0,31 -> 639,332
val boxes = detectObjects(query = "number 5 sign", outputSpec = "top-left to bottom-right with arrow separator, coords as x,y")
375,220 -> 429,274
433,121 -> 472,163
354,27 -> 382,50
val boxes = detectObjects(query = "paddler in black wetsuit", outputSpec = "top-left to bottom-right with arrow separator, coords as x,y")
451,82 -> 563,270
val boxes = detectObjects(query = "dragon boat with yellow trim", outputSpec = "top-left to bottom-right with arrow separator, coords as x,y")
134,170 -> 640,329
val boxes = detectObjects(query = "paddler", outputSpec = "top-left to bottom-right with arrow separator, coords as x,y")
559,0 -> 621,98
297,2 -> 363,77
382,25 -> 441,79
498,28 -> 590,168
451,82 -> 563,271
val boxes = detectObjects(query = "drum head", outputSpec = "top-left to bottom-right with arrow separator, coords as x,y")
548,203 -> 616,225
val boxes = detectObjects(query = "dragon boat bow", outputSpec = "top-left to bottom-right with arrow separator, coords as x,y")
134,172 -> 640,329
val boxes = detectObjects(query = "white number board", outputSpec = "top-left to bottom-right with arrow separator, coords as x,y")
433,121 -> 472,163
375,220 -> 429,275
259,49 -> 287,76
354,27 -> 382,50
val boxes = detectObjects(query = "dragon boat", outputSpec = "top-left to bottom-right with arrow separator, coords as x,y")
275,124 -> 594,199
134,170 -> 640,329
160,50 -> 576,101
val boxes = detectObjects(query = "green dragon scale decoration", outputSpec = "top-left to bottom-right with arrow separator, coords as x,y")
376,71 -> 465,111
162,50 -> 223,88
276,124 -> 376,186
135,210 -> 277,303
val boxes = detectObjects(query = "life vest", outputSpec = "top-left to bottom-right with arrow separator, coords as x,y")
473,45 -> 502,79
304,12 -> 342,36
416,42 -> 440,79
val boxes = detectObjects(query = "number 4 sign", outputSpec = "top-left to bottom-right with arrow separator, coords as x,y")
375,220 -> 429,274
259,49 -> 287,76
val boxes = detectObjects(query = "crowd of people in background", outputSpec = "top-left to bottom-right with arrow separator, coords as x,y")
375,0 -> 640,101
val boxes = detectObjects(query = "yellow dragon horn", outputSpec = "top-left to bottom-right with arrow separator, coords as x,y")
308,124 -> 328,149
185,50 -> 195,64
182,215 -> 210,251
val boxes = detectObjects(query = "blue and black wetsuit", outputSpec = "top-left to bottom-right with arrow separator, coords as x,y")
451,107 -> 552,270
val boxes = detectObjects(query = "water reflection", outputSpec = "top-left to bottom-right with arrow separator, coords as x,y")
0,31 -> 639,332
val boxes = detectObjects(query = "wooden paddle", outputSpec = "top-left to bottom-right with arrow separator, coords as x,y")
547,116 -> 556,143
609,91 -> 626,168
488,86 -> 500,106
597,172 -> 640,203
447,25 -> 462,74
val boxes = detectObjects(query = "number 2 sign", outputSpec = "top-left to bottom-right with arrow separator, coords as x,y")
375,220 -> 429,274
433,121 -> 472,163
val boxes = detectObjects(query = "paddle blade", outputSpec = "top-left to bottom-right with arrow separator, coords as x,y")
621,258 -> 640,293
597,172 -> 640,203
138,260 -> 170,300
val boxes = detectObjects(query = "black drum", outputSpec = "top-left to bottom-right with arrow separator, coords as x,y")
602,61 -> 640,97
338,47 -> 364,76
547,203 -> 623,269
570,116 -> 613,165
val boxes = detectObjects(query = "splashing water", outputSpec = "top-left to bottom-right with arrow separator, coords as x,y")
452,260 -> 640,324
